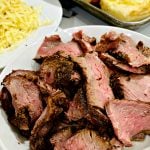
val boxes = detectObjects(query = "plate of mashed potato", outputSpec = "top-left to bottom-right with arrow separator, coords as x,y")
0,0 -> 62,68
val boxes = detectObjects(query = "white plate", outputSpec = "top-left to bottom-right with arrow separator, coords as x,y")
0,0 -> 62,69
0,25 -> 150,150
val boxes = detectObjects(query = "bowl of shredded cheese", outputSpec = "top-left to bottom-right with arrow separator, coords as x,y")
0,0 -> 51,53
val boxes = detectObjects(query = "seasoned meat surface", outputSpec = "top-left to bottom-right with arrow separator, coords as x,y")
106,100 -> 150,146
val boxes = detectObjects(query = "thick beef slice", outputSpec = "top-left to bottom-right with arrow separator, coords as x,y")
66,87 -> 87,121
136,41 -> 150,57
34,35 -> 62,60
4,70 -> 38,81
0,87 -> 14,117
50,127 -> 73,150
35,34 -> 83,61
117,75 -> 150,102
39,54 -> 81,98
73,30 -> 96,53
73,52 -> 114,109
96,31 -> 150,68
106,100 -> 150,146
100,53 -> 147,74
2,76 -> 43,132
30,91 -> 67,150
63,129 -> 122,150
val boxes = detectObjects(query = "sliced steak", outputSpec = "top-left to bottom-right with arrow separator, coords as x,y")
2,76 -> 43,136
73,30 -> 96,53
4,70 -> 38,81
34,34 -> 83,62
72,52 -> 114,109
96,31 -> 150,68
112,75 -> 150,102
100,53 -> 147,74
63,129 -> 122,150
39,54 -> 81,98
0,87 -> 14,118
106,100 -> 150,146
50,127 -> 73,150
30,91 -> 67,150
86,106 -> 113,136
65,87 -> 87,121
136,41 -> 150,57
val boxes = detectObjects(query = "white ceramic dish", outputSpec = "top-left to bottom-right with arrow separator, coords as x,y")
0,0 -> 62,69
0,25 -> 150,150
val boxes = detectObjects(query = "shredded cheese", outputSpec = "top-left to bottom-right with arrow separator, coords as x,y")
0,0 -> 51,53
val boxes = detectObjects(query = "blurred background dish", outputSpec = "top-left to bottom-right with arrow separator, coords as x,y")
73,0 -> 150,29
0,0 -> 62,69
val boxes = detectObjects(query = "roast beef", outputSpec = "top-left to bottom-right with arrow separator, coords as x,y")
100,53 -> 147,74
96,31 -> 150,68
72,52 -> 114,109
50,127 -> 73,150
39,54 -> 81,98
1,75 -> 43,135
4,70 -> 38,81
30,91 -> 67,150
136,41 -> 150,57
72,30 -> 96,53
34,34 -> 83,62
112,74 -> 150,102
66,87 -> 87,121
63,129 -> 122,150
106,100 -> 150,146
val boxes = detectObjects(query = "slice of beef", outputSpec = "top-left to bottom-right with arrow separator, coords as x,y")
39,54 -> 81,98
63,129 -> 123,150
0,87 -> 14,118
34,34 -> 83,62
50,127 -> 73,150
30,91 -> 67,150
72,30 -> 96,53
34,35 -> 62,62
86,106 -> 113,137
4,70 -> 38,82
136,41 -> 150,57
100,53 -> 147,74
106,100 -> 150,146
96,31 -> 150,68
112,74 -> 150,102
65,87 -> 87,121
2,76 -> 43,136
72,52 -> 114,109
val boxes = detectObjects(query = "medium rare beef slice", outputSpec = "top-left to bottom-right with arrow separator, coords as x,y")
100,53 -> 147,74
3,70 -> 38,82
39,54 -> 81,98
30,91 -> 67,150
112,74 -> 150,102
63,129 -> 122,150
106,100 -> 150,146
34,34 -> 83,62
73,52 -> 114,109
66,87 -> 87,121
2,76 -> 43,135
73,30 -> 96,53
96,31 -> 150,68
50,127 -> 73,150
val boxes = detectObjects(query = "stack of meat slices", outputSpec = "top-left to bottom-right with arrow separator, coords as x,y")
0,30 -> 150,150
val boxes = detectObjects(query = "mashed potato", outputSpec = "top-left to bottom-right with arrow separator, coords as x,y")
0,0 -> 50,53
100,0 -> 150,22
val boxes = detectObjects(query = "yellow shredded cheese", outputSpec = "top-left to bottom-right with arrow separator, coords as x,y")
0,0 -> 51,53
